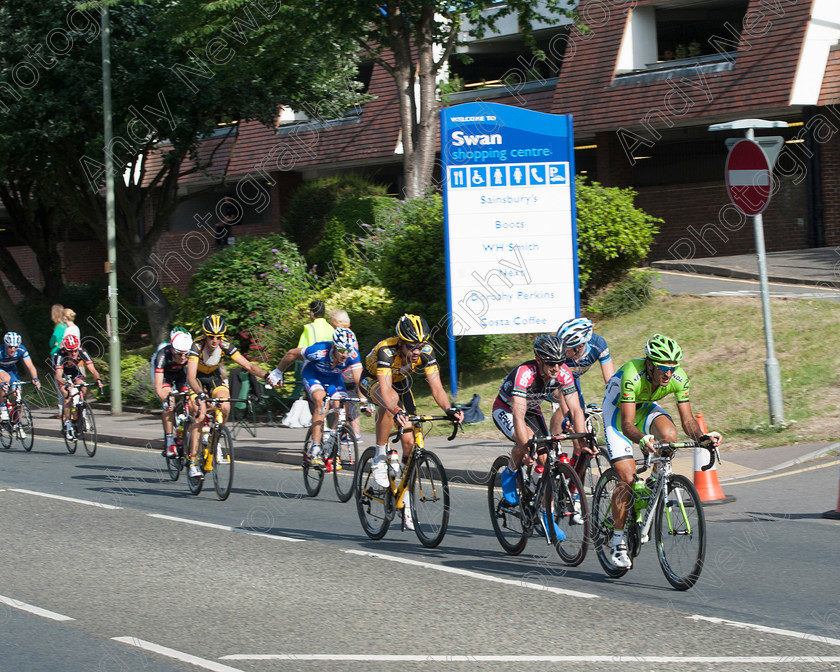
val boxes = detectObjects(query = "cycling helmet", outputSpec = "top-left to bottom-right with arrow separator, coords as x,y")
202,314 -> 227,336
556,317 -> 593,349
396,314 -> 430,343
62,334 -> 81,351
533,334 -> 565,363
332,327 -> 357,351
169,326 -> 190,340
644,334 -> 683,363
3,332 -> 21,347
171,332 -> 193,354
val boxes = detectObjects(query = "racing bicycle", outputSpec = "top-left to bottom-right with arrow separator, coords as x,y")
62,380 -> 98,457
591,438 -> 719,590
355,415 -> 460,548
186,397 -> 234,500
0,380 -> 35,451
163,391 -> 191,481
488,432 -> 593,566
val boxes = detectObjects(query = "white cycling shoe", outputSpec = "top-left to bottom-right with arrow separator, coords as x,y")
610,541 -> 632,569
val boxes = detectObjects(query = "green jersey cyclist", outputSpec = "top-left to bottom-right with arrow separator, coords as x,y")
602,334 -> 721,569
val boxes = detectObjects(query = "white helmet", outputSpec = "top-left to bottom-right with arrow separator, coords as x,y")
171,332 -> 193,354
556,317 -> 593,349
3,332 -> 21,347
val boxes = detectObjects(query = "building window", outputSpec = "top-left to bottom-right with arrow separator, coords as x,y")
617,0 -> 748,74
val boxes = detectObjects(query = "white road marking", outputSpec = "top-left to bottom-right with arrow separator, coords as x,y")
222,654 -> 840,663
688,615 -> 840,647
0,594 -> 74,621
113,637 -> 244,672
146,513 -> 301,541
344,549 -> 598,599
9,488 -> 121,509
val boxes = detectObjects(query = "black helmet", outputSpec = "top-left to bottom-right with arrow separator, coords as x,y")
533,334 -> 565,363
396,314 -> 430,343
202,314 -> 227,337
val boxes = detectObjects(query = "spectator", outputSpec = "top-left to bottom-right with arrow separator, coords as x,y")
329,309 -> 364,443
63,308 -> 80,341
48,304 -> 66,356
291,300 -> 334,400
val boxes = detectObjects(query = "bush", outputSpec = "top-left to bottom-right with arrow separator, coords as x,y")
587,269 -> 660,318
576,178 -> 661,298
119,354 -> 157,407
321,285 -> 394,354
177,234 -> 323,361
282,175 -> 388,256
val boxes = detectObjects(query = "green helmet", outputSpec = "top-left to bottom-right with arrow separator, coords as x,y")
644,334 -> 682,363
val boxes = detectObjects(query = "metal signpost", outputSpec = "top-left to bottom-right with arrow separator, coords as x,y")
710,119 -> 788,425
441,102 -> 579,396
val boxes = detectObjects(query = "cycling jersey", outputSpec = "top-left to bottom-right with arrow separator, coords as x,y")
54,348 -> 93,381
154,345 -> 188,390
362,336 -> 439,383
563,334 -> 611,379
608,358 -> 690,407
495,359 -> 576,412
0,344 -> 30,373
188,335 -> 239,375
302,341 -> 361,377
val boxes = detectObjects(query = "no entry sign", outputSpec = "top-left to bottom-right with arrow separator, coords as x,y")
725,139 -> 772,216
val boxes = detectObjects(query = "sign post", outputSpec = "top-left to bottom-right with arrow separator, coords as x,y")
441,103 -> 579,397
711,119 -> 788,425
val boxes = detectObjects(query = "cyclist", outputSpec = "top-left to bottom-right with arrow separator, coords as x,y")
603,334 -> 721,569
268,327 -> 367,469
149,326 -> 191,386
492,334 -> 591,533
53,334 -> 104,441
0,332 -> 41,425
153,331 -> 193,458
186,314 -> 268,479
359,314 -> 462,529
556,317 -> 614,409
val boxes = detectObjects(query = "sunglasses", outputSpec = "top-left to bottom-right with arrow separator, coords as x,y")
403,342 -> 424,352
654,364 -> 677,373
334,346 -> 351,354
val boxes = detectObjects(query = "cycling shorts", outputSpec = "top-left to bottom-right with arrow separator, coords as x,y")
191,371 -> 228,399
302,370 -> 347,397
491,396 -> 547,442
160,371 -> 188,393
359,373 -> 416,416
0,368 -> 20,385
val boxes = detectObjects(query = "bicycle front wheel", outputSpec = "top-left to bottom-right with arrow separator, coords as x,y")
592,467 -> 630,578
579,444 -> 606,500
79,403 -> 97,457
410,451 -> 450,548
548,461 -> 589,566
488,456 -> 528,555
0,419 -> 12,449
655,474 -> 706,590
187,449 -> 206,495
332,428 -> 358,503
212,426 -> 234,501
354,446 -> 392,540
301,428 -> 325,497
63,416 -> 76,454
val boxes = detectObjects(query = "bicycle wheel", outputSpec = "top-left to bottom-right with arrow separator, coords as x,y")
592,467 -> 630,578
655,474 -> 706,590
63,413 -> 77,454
332,428 -> 358,503
187,447 -> 206,495
301,427 -> 325,498
212,426 -> 235,501
16,400 -> 34,451
354,446 -> 392,540
0,419 -> 12,449
78,403 -> 97,457
548,461 -> 589,566
487,456 -> 528,555
579,444 -> 606,500
410,451 -> 450,548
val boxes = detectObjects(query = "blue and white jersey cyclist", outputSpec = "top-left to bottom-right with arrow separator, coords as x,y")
268,327 -> 366,468
601,334 -> 721,570
556,317 -> 614,411
0,332 -> 41,417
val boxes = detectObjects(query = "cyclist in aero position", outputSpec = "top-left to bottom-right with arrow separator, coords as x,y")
186,314 -> 268,479
603,334 -> 721,569
359,314 -> 462,528
268,327 -> 367,468
153,331 -> 193,458
0,332 -> 41,421
492,334 -> 592,533
53,334 -> 104,441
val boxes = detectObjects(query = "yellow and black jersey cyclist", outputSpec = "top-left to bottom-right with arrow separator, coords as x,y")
360,314 -> 463,501
185,314 -> 268,479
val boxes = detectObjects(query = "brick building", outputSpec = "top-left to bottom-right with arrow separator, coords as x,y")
4,0 -> 839,301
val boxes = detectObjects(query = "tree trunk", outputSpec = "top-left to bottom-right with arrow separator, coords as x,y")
0,280 -> 34,357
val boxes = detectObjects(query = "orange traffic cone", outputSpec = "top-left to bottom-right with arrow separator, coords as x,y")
823,463 -> 840,520
693,413 -> 735,505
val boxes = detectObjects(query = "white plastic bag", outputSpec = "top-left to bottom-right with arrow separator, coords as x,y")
282,398 -> 312,428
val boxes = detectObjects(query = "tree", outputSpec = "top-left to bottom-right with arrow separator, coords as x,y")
303,1 -> 579,199
0,0 -> 367,342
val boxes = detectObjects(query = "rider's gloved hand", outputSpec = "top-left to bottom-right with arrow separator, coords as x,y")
639,434 -> 655,454
393,408 -> 409,428
445,406 -> 460,420
705,431 -> 722,447
267,368 -> 284,387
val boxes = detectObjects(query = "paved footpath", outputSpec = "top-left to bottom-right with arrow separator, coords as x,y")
31,406 -> 838,489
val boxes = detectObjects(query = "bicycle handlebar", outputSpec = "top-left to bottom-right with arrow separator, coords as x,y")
527,432 -> 596,448
638,437 -> 719,473
390,415 -> 463,443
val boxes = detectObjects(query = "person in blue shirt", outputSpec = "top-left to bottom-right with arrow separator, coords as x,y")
556,317 -> 614,411
268,328 -> 367,467
0,332 -> 42,409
